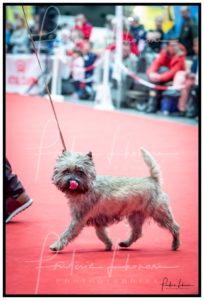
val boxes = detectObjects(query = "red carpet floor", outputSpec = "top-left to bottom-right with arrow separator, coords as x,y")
6,93 -> 199,295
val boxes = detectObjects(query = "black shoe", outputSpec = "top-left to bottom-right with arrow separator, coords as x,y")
146,106 -> 157,113
186,103 -> 198,118
136,102 -> 148,112
146,96 -> 158,113
171,111 -> 186,117
186,85 -> 198,118
186,111 -> 198,118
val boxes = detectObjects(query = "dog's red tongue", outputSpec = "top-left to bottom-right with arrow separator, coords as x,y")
69,180 -> 78,190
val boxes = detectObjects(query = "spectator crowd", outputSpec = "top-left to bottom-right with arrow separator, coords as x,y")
6,6 -> 199,119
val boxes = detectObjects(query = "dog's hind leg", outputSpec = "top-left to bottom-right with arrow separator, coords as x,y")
152,199 -> 180,250
119,211 -> 145,248
95,226 -> 112,251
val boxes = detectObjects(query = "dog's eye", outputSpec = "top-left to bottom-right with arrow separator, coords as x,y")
63,170 -> 70,175
76,170 -> 85,176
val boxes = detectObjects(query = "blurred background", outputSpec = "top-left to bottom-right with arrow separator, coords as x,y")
5,5 -> 199,120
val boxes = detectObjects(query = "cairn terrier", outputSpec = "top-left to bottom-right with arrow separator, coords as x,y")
50,148 -> 180,252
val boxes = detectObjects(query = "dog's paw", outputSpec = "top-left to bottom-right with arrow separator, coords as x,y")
118,241 -> 129,248
49,240 -> 65,252
105,243 -> 112,251
171,239 -> 180,251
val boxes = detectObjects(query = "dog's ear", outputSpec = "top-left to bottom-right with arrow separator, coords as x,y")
87,151 -> 93,160
62,150 -> 70,155
59,150 -> 70,158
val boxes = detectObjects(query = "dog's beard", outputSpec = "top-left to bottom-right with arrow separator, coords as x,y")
54,174 -> 90,194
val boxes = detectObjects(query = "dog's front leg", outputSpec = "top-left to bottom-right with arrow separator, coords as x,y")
50,219 -> 85,251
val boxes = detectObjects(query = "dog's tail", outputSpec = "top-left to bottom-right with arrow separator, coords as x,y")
140,148 -> 162,185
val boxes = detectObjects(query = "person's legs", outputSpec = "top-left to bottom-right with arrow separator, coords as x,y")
121,75 -> 134,107
74,80 -> 79,90
186,85 -> 198,118
146,67 -> 169,113
173,71 -> 189,112
177,88 -> 190,112
146,90 -> 161,113
5,158 -> 33,223
5,158 -> 25,199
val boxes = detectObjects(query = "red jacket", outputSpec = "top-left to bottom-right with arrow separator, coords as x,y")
73,22 -> 92,40
108,32 -> 139,55
147,44 -> 186,82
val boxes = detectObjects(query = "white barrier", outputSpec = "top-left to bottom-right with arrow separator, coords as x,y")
6,53 -> 65,100
119,62 -> 185,91
6,54 -> 48,95
6,53 -> 103,101
94,49 -> 114,111
50,50 -> 64,102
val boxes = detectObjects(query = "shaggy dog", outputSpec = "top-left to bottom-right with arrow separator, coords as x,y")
50,148 -> 180,252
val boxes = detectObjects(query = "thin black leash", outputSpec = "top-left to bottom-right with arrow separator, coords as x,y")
22,6 -> 67,152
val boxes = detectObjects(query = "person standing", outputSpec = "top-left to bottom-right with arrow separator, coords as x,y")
130,16 -> 145,45
179,6 -> 198,57
9,17 -> 29,54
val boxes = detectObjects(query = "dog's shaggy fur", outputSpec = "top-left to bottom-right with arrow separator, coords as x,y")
50,148 -> 180,252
